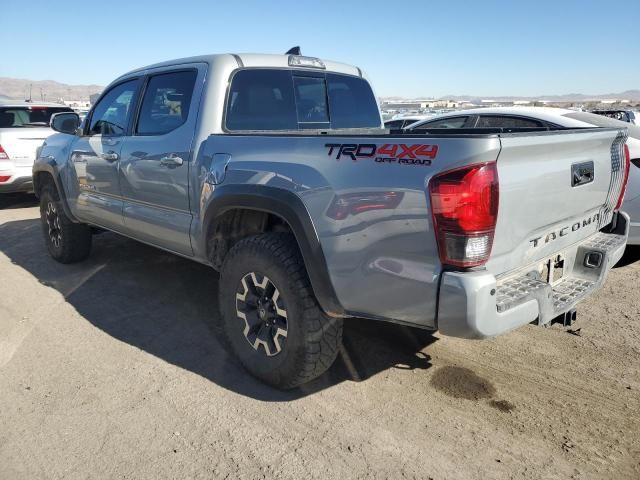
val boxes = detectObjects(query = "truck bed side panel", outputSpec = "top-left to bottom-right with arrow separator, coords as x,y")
197,134 -> 501,327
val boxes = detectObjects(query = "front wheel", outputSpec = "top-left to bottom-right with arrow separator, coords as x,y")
39,183 -> 92,264
219,233 -> 343,389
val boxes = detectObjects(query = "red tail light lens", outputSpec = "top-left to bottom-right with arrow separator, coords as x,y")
0,145 -> 9,160
615,143 -> 631,210
0,175 -> 12,183
429,162 -> 499,268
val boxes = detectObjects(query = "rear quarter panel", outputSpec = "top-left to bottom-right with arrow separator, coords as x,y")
196,134 -> 501,327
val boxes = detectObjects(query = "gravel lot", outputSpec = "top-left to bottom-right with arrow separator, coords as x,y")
1,193 -> 639,479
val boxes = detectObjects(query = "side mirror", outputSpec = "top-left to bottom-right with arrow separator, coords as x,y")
50,112 -> 80,135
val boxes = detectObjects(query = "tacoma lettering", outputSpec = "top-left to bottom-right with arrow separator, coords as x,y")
529,213 -> 600,247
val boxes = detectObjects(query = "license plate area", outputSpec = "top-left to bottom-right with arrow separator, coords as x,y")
539,254 -> 565,285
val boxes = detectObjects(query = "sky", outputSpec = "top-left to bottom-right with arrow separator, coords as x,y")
1,0 -> 639,98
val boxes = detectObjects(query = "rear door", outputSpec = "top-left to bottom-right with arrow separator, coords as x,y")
69,78 -> 141,229
488,128 -> 627,276
118,65 -> 204,255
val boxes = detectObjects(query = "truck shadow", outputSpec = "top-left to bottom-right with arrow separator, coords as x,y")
0,193 -> 39,210
0,218 -> 436,401
614,246 -> 640,268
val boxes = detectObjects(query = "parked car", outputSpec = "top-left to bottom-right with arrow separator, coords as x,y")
34,54 -> 630,388
0,101 -> 74,193
384,114 -> 435,129
590,109 -> 639,126
407,107 -> 640,245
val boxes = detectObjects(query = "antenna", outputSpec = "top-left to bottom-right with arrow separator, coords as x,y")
285,46 -> 301,55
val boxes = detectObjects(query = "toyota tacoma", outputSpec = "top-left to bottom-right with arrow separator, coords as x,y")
33,51 -> 631,388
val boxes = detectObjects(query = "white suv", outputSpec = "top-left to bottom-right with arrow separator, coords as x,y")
0,101 -> 74,193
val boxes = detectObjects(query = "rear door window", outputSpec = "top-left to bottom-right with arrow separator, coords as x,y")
136,70 -> 198,135
0,106 -> 73,128
225,69 -> 380,131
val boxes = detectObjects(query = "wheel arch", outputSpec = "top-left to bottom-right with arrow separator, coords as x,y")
32,161 -> 78,223
201,184 -> 345,317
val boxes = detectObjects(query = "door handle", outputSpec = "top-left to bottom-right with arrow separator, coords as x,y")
100,151 -> 119,162
160,155 -> 184,167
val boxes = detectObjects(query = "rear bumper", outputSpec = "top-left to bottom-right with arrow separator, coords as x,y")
0,164 -> 34,193
628,221 -> 640,246
437,212 -> 629,338
0,176 -> 34,193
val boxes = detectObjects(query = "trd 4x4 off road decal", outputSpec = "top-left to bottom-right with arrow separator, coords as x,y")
325,143 -> 438,166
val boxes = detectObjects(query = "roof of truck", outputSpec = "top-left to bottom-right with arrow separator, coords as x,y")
119,53 -> 362,80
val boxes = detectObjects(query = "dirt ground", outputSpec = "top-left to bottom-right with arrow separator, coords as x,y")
1,193 -> 639,480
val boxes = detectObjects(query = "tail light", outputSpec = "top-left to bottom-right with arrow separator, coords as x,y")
615,143 -> 631,210
0,176 -> 11,183
429,162 -> 499,268
0,145 -> 9,160
326,191 -> 403,220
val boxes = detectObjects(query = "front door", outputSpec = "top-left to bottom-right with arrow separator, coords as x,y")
118,67 -> 203,256
69,79 -> 140,229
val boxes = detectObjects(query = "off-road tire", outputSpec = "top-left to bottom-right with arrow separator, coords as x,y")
39,183 -> 92,263
219,233 -> 343,389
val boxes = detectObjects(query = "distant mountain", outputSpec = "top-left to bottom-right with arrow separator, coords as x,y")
0,77 -> 104,103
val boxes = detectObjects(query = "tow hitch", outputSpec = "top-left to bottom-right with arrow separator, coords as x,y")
551,308 -> 577,327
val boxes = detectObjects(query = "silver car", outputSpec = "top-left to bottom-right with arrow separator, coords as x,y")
407,107 -> 640,245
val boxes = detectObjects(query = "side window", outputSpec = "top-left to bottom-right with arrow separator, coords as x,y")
414,116 -> 468,129
136,70 -> 198,135
477,116 -> 543,128
88,80 -> 138,136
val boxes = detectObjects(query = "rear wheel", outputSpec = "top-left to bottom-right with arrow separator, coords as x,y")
39,183 -> 92,263
219,233 -> 343,389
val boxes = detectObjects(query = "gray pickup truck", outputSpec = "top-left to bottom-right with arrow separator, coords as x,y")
34,52 -> 631,388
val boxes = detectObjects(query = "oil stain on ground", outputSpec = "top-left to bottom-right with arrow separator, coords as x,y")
430,366 -> 496,400
430,366 -> 516,412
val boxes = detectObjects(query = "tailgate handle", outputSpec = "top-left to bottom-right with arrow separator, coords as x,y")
571,161 -> 594,187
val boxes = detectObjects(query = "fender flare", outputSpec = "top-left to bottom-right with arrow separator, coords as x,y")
201,184 -> 345,317
32,160 -> 79,223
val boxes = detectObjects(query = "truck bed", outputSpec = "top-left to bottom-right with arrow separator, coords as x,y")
196,127 -> 629,334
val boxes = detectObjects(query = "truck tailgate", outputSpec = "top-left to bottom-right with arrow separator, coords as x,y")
487,128 -> 628,277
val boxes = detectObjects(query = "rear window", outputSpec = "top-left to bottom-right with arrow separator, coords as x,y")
225,69 -> 381,131
0,106 -> 73,128
563,112 -> 640,141
412,116 -> 468,129
384,120 -> 404,129
476,115 -> 544,128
